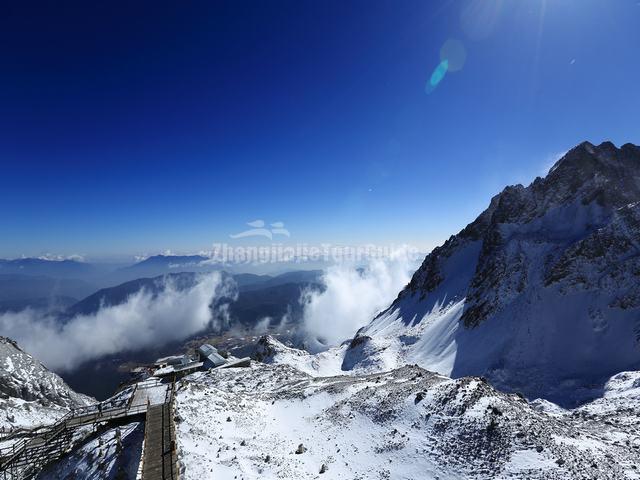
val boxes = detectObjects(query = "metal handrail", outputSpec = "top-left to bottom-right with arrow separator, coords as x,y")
0,396 -> 149,472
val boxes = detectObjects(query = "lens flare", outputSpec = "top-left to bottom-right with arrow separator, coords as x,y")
425,59 -> 448,94
425,37 -> 468,95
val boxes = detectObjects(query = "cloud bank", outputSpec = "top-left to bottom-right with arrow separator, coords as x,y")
0,273 -> 234,371
301,247 -> 420,351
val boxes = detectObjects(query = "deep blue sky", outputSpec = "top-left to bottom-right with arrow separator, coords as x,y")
1,1 -> 639,259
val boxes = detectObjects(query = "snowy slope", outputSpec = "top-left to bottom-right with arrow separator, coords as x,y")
175,363 -> 640,480
342,141 -> 640,403
0,336 -> 92,432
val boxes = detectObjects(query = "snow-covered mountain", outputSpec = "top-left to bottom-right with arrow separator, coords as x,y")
0,337 -> 92,431
341,141 -> 640,404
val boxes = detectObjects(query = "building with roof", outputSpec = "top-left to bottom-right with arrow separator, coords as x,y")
197,344 -> 227,369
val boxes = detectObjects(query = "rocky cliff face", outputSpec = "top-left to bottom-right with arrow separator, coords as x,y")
346,141 -> 640,403
0,336 -> 90,406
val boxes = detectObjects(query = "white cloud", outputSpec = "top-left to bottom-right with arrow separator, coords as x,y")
0,273 -> 235,371
31,253 -> 86,262
253,317 -> 272,335
300,247 -> 420,351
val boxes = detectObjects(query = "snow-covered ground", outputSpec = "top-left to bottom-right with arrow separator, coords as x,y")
175,362 -> 640,480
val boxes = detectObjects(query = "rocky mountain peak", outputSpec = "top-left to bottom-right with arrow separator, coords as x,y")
499,141 -> 639,225
550,141 -> 620,173
405,141 -> 640,297
557,139 -> 630,185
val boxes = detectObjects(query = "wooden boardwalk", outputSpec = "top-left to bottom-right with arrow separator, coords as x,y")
141,401 -> 178,480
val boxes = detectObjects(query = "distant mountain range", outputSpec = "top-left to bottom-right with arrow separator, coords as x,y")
0,252 -> 323,313
64,270 -> 322,330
